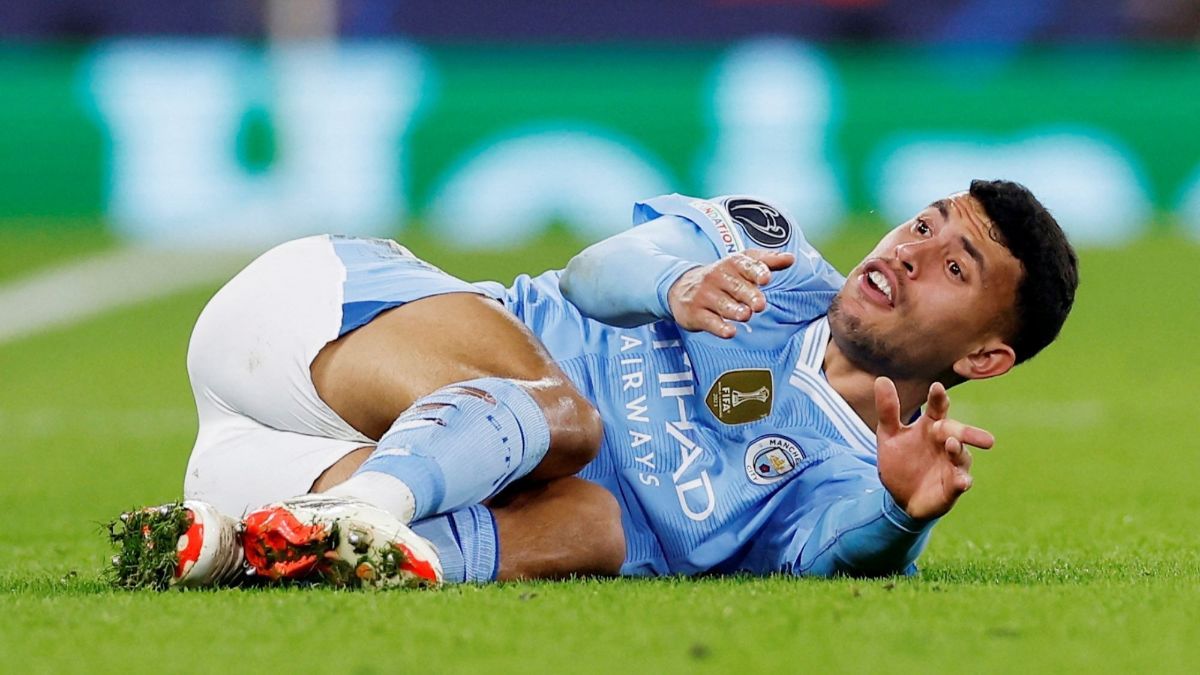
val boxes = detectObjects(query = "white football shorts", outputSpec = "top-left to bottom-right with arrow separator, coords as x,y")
183,235 -> 483,515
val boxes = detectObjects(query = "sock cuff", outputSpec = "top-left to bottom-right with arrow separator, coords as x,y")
410,505 -> 499,584
454,504 -> 499,583
410,515 -> 465,583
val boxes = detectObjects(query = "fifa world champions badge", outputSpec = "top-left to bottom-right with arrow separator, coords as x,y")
705,369 -> 773,424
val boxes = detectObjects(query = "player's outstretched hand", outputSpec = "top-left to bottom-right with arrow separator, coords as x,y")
874,377 -> 994,521
667,249 -> 794,338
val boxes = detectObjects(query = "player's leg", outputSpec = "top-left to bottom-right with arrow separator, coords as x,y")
361,477 -> 625,582
111,491 -> 445,590
181,431 -> 620,588
153,234 -> 604,585
191,474 -> 622,587
195,445 -> 623,586
315,452 -> 624,582
112,476 -> 623,589
314,292 -> 603,523
175,394 -> 442,589
117,415 -> 444,589
490,477 -> 625,580
117,426 -> 618,589
310,293 -> 600,477
190,233 -> 601,523
121,236 -> 445,589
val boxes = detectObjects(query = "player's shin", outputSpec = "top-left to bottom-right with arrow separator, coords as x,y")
325,377 -> 551,523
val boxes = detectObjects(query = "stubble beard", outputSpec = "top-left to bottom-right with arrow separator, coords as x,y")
827,294 -> 927,381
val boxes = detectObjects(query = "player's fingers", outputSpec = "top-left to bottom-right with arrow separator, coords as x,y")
925,382 -> 950,420
873,376 -> 903,437
693,308 -> 735,339
674,290 -> 733,336
945,436 -> 972,471
958,424 -> 994,450
933,419 -> 995,450
697,283 -> 751,322
728,253 -> 773,286
715,269 -> 766,313
954,467 -> 974,494
715,294 -> 752,322
744,249 -> 796,272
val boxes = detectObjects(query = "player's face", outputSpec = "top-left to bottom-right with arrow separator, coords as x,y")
828,192 -> 1022,381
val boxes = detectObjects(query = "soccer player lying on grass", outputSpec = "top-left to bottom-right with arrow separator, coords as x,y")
109,179 -> 1077,589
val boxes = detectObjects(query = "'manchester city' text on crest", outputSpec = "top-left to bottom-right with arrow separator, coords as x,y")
744,435 -> 806,485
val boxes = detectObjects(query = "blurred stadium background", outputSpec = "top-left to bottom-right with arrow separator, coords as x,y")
3,0 -> 1200,337
2,2 -> 1199,673
4,0 -> 1200,248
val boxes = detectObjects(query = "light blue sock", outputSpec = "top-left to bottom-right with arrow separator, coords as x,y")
331,377 -> 551,522
410,505 -> 499,583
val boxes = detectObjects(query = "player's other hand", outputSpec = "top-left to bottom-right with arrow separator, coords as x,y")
667,249 -> 794,339
874,377 -> 994,521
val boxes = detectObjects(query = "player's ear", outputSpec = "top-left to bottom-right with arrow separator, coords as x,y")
951,339 -> 1016,381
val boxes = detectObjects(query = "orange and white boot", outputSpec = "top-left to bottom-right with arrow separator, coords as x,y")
240,494 -> 443,589
108,500 -> 245,590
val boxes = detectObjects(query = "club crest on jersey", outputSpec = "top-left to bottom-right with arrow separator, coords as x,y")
725,198 -> 791,248
705,369 -> 772,425
744,435 -> 805,485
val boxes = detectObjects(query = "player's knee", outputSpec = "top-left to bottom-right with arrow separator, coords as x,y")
530,381 -> 603,472
504,378 -> 605,470
574,395 -> 604,461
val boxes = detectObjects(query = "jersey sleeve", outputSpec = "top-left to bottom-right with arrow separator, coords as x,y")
739,451 -> 936,578
633,193 -> 846,296
558,213 -> 717,327
560,193 -> 848,333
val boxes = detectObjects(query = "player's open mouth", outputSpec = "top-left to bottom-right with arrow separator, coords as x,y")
859,261 -> 897,308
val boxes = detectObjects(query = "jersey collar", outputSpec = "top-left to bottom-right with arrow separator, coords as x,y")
789,317 -> 878,461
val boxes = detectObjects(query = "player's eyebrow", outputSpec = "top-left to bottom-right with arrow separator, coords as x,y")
962,235 -> 986,275
930,199 -> 950,220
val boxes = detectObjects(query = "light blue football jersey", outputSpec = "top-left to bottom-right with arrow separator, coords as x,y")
475,195 -> 934,577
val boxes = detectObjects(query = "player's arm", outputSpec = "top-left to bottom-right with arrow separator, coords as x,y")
744,449 -> 935,578
559,214 -> 793,336
781,378 -> 992,576
790,470 -> 935,577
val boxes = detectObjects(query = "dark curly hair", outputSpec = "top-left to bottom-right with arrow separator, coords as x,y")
969,179 -> 1079,365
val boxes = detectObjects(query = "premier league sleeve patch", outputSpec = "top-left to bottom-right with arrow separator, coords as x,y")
744,435 -> 805,485
724,198 -> 792,248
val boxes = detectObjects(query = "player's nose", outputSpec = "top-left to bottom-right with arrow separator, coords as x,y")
894,240 -> 925,278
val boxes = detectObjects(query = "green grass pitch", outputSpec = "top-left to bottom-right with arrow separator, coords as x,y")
0,227 -> 1198,673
